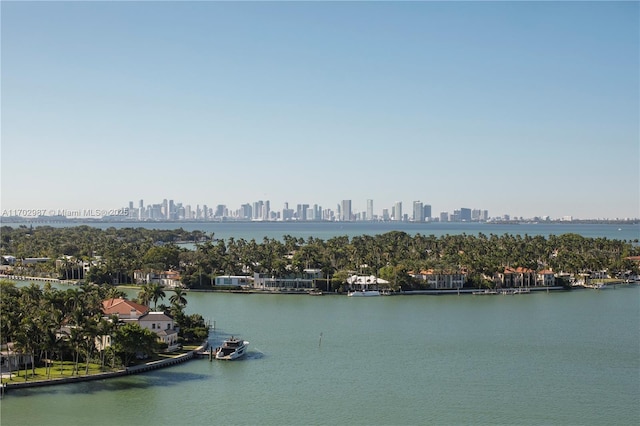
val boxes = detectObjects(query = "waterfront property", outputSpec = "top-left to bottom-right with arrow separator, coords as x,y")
137,312 -> 179,350
214,275 -> 253,288
493,266 -> 557,288
252,268 -> 323,291
410,269 -> 466,289
0,343 -> 33,374
133,269 -> 182,289
102,298 -> 179,350
346,274 -> 389,291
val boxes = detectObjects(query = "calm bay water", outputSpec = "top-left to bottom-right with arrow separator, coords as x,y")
2,287 -> 639,425
2,222 -> 639,425
1,220 -> 638,241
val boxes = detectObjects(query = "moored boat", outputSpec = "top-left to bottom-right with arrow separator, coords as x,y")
215,337 -> 249,360
347,289 -> 381,297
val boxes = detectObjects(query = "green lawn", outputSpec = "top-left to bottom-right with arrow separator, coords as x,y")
1,361 -> 117,384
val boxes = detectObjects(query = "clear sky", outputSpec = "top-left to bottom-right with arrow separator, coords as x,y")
1,1 -> 638,220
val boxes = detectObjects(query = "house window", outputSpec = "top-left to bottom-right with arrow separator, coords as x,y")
152,324 -> 156,329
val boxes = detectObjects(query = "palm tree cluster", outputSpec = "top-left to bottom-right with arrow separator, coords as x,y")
0,225 -> 208,284
2,226 -> 638,291
183,232 -> 639,290
0,280 -> 199,377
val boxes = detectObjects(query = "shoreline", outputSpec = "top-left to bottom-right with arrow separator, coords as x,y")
1,341 -> 208,394
1,276 -> 570,296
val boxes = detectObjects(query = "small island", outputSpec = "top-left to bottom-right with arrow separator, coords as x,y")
0,280 -> 209,390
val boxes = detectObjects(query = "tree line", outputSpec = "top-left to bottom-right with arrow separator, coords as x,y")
0,280 -> 208,379
1,225 -> 638,290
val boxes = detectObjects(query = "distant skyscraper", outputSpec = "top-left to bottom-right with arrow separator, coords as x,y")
423,204 -> 432,220
169,200 -> 176,220
366,199 -> 374,221
162,199 -> 169,220
460,208 -> 471,222
253,201 -> 264,220
341,200 -> 352,221
240,203 -> 252,220
282,202 -> 294,221
382,208 -> 390,221
413,201 -> 424,222
393,201 -> 402,221
440,211 -> 449,222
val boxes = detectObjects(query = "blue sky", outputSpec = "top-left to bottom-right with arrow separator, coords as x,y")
1,1 -> 638,219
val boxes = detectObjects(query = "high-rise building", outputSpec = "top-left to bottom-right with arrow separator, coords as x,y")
440,211 -> 449,222
282,202 -> 294,221
382,209 -> 390,221
307,207 -> 315,221
252,200 -> 264,220
366,199 -> 374,221
413,201 -> 424,222
240,203 -> 252,220
169,200 -> 176,220
393,201 -> 402,221
460,208 -> 471,222
264,200 -> 270,220
341,200 -> 352,221
162,199 -> 169,220
423,204 -> 432,220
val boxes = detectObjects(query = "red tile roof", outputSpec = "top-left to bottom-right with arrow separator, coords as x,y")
102,298 -> 149,316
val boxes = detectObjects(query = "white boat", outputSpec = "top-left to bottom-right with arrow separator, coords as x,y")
347,289 -> 381,297
472,289 -> 498,295
215,337 -> 249,360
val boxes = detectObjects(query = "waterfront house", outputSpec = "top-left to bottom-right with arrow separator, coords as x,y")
1,255 -> 16,266
495,267 -> 536,288
410,269 -> 466,289
0,343 -> 33,373
101,298 -> 179,350
137,312 -> 179,350
214,275 -> 254,288
253,269 -> 323,291
536,270 -> 556,286
102,298 -> 149,320
346,275 -> 389,291
133,269 -> 183,288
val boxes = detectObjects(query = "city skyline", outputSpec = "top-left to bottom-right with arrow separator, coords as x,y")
5,194 -> 634,222
1,2 -> 638,219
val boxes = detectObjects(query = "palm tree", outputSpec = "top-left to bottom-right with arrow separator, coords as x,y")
137,284 -> 153,307
139,283 -> 166,310
169,288 -> 187,309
